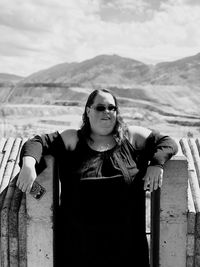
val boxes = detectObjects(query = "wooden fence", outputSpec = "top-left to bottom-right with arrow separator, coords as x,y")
0,137 -> 200,266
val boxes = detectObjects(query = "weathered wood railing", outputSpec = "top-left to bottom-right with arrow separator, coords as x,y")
0,137 -> 200,266
151,141 -> 188,267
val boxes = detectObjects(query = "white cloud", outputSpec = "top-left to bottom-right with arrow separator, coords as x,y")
0,0 -> 200,76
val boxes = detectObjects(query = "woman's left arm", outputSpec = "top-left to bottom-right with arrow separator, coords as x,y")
143,131 -> 178,192
127,126 -> 178,192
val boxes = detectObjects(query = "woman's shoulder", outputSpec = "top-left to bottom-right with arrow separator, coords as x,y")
126,125 -> 152,150
60,129 -> 79,151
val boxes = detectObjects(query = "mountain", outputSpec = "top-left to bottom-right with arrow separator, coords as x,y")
22,54 -> 152,86
0,73 -> 24,84
16,52 -> 200,86
151,52 -> 200,85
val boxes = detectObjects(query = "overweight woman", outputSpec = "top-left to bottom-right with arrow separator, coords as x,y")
17,88 -> 178,266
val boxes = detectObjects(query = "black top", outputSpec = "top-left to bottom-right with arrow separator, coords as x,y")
19,130 -> 178,266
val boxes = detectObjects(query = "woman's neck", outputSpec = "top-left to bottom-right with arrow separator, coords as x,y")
90,133 -> 112,142
88,133 -> 116,151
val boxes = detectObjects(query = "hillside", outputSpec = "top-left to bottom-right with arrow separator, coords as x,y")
20,54 -> 151,85
152,52 -> 200,85
0,73 -> 24,103
9,52 -> 200,86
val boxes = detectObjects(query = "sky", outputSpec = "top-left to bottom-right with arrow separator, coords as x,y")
0,0 -> 200,77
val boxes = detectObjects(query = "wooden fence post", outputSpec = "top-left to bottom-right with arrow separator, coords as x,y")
154,153 -> 188,267
26,155 -> 55,267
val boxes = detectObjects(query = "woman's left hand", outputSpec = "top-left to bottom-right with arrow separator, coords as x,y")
143,166 -> 163,192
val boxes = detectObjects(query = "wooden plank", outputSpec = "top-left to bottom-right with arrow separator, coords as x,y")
196,138 -> 200,155
180,138 -> 200,267
9,180 -> 23,267
0,137 -> 15,189
0,138 -> 22,193
0,173 -> 16,266
11,138 -> 27,180
190,139 -> 200,267
189,138 -> 200,184
0,137 -> 24,266
0,185 -> 8,264
187,181 -> 196,267
0,138 -> 7,185
180,138 -> 200,213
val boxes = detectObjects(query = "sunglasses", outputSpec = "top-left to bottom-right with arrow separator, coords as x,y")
91,104 -> 117,112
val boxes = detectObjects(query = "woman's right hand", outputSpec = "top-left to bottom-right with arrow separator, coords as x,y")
16,156 -> 37,193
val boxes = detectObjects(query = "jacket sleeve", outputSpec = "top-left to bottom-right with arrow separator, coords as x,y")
19,131 -> 65,168
145,130 -> 178,168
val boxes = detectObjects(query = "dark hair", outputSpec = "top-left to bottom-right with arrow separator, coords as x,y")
79,88 -> 128,143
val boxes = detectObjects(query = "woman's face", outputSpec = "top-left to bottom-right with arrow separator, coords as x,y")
86,91 -> 117,136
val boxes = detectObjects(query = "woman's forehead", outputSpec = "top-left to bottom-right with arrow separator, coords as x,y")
93,92 -> 115,104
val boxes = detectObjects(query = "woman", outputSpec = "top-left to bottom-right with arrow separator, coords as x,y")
17,89 -> 178,266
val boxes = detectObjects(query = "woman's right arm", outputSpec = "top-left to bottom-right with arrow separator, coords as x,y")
16,131 -> 62,192
17,129 -> 78,193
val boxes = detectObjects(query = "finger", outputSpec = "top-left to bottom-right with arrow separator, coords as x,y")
16,175 -> 24,185
21,185 -> 26,192
16,176 -> 22,187
153,181 -> 158,191
149,178 -> 154,193
16,181 -> 20,188
143,176 -> 149,190
153,176 -> 159,191
25,183 -> 32,193
16,181 -> 23,191
18,185 -> 24,192
158,175 -> 163,187
21,182 -> 30,192
27,183 -> 33,193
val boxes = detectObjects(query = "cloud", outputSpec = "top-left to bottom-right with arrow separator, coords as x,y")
68,0 -> 200,62
155,1 -> 200,47
0,0 -> 200,76
0,0 -> 51,32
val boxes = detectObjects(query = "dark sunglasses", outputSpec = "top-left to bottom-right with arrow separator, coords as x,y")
91,104 -> 117,112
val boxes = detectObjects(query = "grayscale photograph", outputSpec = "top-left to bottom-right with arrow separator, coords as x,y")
0,1 -> 200,266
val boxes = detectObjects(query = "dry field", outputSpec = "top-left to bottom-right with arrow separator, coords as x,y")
0,101 -> 200,139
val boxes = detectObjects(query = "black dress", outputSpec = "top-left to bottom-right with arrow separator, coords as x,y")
20,130 -> 178,266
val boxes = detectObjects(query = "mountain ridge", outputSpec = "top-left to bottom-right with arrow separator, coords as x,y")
2,52 -> 200,86
18,52 -> 200,86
